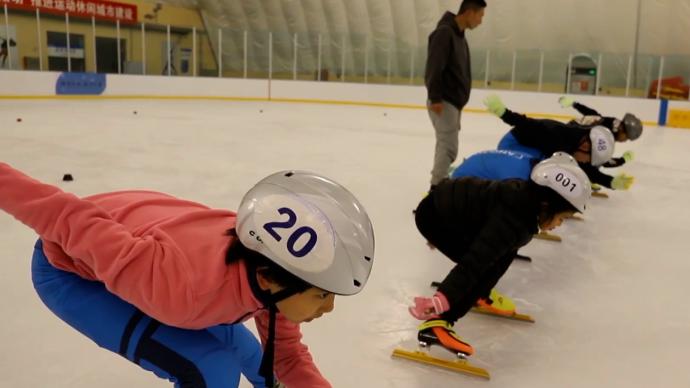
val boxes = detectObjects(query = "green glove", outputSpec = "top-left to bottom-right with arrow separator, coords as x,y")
484,95 -> 506,117
611,173 -> 635,190
559,96 -> 574,108
622,151 -> 635,163
591,183 -> 602,192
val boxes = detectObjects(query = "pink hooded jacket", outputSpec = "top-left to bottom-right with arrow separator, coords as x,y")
0,162 -> 330,387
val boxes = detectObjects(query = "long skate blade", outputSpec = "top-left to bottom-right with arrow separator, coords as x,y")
514,253 -> 532,262
568,214 -> 584,221
592,191 -> 609,198
470,307 -> 536,323
391,348 -> 490,379
534,232 -> 562,242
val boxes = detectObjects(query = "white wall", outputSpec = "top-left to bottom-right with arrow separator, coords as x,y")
0,70 -> 680,126
105,74 -> 268,98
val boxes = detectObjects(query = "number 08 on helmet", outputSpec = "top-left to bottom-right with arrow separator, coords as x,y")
235,171 -> 375,295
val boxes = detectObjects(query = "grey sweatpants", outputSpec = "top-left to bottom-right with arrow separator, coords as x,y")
428,100 -> 462,186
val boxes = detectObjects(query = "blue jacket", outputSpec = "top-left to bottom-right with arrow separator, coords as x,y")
451,150 -> 538,181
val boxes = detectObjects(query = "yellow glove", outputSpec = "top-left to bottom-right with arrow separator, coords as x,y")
612,173 -> 635,190
559,96 -> 574,108
591,183 -> 602,192
483,94 -> 506,117
623,151 -> 635,163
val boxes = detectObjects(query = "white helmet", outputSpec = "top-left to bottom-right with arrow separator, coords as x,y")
531,152 -> 592,213
589,125 -> 615,166
236,171 -> 375,295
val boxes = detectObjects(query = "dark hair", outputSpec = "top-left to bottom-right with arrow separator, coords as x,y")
225,229 -> 311,291
459,0 -> 487,14
532,183 -> 579,223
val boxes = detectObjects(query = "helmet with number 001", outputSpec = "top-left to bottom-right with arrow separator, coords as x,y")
530,152 -> 592,213
589,125 -> 615,166
622,113 -> 643,140
236,171 -> 375,295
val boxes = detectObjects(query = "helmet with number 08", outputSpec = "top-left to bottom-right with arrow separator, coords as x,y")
531,152 -> 592,213
236,171 -> 375,295
589,125 -> 615,166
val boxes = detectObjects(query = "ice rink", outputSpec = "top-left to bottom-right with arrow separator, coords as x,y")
1,98 -> 690,387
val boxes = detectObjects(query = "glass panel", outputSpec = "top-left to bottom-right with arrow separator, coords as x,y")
486,49 -> 512,90
540,51 -> 570,94
293,31 -> 317,81
632,54 -> 661,98
196,29 -> 217,77
469,47 -> 487,88
217,28 -> 242,78
655,54 -> 690,100
47,30 -> 86,72
270,30 -> 293,80
140,24 -> 167,76
5,8 -> 38,71
317,33 -> 337,82
513,50 -> 541,92
367,36 -> 389,84
598,52 -> 630,97
245,29 -> 269,79
410,44 -> 425,86
393,39 -> 415,85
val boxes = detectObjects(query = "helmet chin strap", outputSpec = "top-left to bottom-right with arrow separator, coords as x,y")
246,261 -> 311,387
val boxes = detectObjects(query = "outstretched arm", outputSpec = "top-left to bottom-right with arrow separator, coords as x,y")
0,162 -> 198,327
572,101 -> 601,117
579,163 -> 614,188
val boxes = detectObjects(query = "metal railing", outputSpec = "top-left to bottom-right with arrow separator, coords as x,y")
3,6 -> 689,100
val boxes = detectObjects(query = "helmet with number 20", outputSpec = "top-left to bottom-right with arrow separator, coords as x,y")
531,152 -> 592,213
236,171 -> 375,295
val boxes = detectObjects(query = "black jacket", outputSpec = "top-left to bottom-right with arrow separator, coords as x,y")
428,178 -> 539,294
424,11 -> 471,109
572,102 -> 617,132
501,109 -> 615,187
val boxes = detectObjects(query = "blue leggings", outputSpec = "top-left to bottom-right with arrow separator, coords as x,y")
31,240 -> 265,388
497,131 -> 545,159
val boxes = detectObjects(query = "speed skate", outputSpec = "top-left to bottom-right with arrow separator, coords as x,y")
391,347 -> 490,379
392,319 -> 489,379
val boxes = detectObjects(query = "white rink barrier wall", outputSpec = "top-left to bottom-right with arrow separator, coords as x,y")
1,70 -> 689,128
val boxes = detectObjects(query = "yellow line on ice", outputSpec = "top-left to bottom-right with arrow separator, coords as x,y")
0,94 -> 657,125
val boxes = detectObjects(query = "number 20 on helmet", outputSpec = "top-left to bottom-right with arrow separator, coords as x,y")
236,171 -> 375,295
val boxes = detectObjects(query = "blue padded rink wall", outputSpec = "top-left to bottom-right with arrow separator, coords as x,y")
1,97 -> 690,387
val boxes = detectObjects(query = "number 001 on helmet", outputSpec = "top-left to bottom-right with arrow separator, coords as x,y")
530,152 -> 592,212
236,171 -> 375,295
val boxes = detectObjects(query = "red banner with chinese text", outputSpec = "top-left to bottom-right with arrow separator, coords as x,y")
2,0 -> 138,24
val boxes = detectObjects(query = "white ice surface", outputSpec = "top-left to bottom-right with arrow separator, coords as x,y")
1,99 -> 690,388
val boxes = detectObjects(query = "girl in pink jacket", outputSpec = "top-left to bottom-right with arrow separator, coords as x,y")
0,163 -> 375,388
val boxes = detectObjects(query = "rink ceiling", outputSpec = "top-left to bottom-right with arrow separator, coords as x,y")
2,97 -> 690,387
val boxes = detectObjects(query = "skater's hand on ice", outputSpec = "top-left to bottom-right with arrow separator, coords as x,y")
622,151 -> 635,163
559,96 -> 574,108
483,94 -> 506,117
612,173 -> 635,190
409,292 -> 450,320
429,102 -> 444,115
